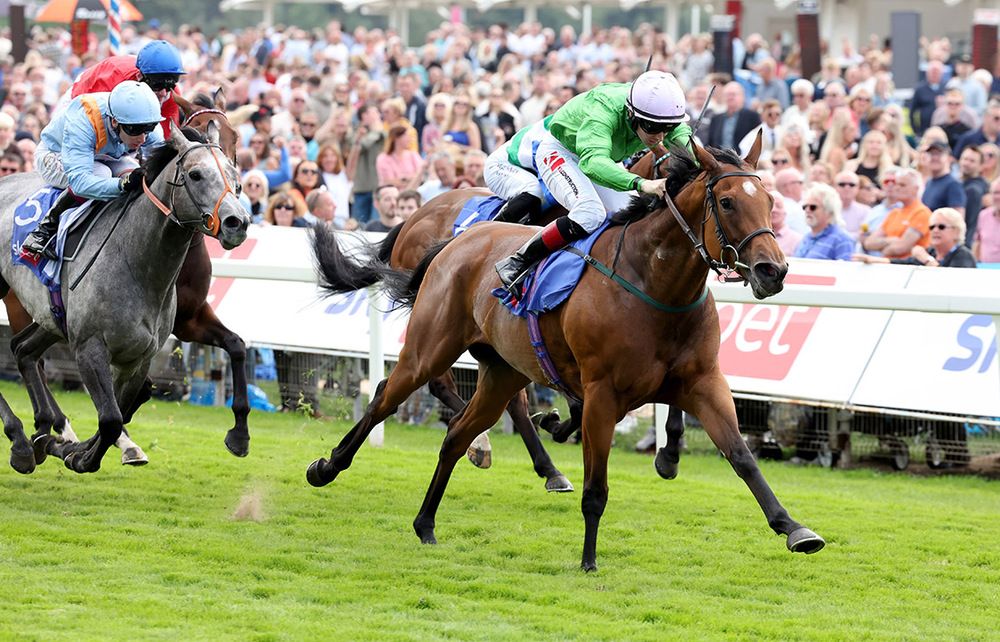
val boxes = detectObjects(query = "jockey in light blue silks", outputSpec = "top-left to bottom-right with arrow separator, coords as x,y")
21,81 -> 165,259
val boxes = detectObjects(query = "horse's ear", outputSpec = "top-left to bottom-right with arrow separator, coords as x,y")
174,93 -> 194,119
205,119 -> 221,146
169,123 -> 192,152
743,129 -> 763,169
213,87 -> 227,111
691,137 -> 720,171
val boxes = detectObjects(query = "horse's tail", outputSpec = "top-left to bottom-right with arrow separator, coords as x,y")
381,239 -> 451,309
312,224 -> 401,296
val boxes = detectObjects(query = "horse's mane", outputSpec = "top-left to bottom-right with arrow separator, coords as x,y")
142,127 -> 208,184
611,144 -> 748,226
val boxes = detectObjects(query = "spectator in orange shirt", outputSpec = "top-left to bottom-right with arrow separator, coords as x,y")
861,168 -> 931,259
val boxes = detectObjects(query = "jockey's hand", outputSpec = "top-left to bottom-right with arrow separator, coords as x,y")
119,168 -> 146,193
638,177 -> 668,198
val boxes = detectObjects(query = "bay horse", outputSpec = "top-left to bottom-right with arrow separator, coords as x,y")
306,136 -> 826,570
312,146 -> 687,491
0,126 -> 250,474
1,91 -> 256,464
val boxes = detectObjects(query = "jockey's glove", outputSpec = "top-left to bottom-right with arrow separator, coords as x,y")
119,168 -> 146,194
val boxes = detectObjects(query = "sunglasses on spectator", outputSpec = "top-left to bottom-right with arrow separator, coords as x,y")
0,165 -> 19,174
772,158 -> 790,165
275,203 -> 296,210
836,182 -> 857,187
299,168 -> 319,175
928,223 -> 952,231
118,121 -> 158,136
803,203 -> 822,211
145,76 -> 178,92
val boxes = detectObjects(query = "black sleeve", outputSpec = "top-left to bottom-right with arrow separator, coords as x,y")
945,247 -> 978,268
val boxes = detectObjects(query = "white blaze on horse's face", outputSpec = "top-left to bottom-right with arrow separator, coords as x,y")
742,180 -> 757,197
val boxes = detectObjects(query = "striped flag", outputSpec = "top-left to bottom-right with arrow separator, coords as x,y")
108,0 -> 121,54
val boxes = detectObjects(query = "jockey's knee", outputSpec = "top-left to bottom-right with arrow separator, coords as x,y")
567,199 -> 606,233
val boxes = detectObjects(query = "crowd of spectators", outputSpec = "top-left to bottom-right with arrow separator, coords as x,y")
2,18 -> 1000,269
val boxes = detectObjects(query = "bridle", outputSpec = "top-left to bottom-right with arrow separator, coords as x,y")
142,142 -> 238,236
662,169 -> 775,283
181,108 -> 227,129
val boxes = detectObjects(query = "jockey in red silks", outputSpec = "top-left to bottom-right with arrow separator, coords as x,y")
59,40 -> 186,139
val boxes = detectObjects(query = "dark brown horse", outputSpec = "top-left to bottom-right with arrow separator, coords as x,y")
307,137 -> 825,570
4,90 -> 253,462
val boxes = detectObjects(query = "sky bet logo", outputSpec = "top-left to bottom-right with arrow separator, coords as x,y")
943,315 -> 997,373
716,274 -> 833,381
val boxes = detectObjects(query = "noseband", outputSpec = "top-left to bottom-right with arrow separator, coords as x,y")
663,170 -> 775,283
142,142 -> 238,236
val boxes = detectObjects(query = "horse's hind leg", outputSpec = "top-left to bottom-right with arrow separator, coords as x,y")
426,372 -> 493,469
1,392 -> 34,474
413,360 -> 529,545
307,339 -> 469,487
174,303 -> 251,457
654,406 -> 686,480
506,389 -> 573,492
9,323 -> 62,464
681,373 -> 825,555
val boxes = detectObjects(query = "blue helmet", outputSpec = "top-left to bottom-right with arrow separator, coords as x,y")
136,40 -> 186,76
108,81 -> 162,125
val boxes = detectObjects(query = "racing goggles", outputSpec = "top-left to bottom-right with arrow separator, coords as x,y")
145,75 -> 179,92
636,118 -> 679,135
119,121 -> 159,136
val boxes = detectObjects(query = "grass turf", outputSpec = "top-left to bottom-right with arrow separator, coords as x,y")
0,380 -> 998,641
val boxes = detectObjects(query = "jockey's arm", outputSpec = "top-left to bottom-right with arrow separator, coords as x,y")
61,108 -> 124,200
575,117 -> 644,193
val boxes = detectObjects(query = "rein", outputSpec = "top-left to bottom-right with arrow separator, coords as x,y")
142,142 -> 236,236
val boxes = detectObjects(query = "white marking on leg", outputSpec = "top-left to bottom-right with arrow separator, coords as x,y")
742,180 -> 757,197
60,420 -> 79,443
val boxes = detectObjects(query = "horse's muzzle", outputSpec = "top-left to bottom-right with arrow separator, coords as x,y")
218,213 -> 249,249
750,260 -> 787,299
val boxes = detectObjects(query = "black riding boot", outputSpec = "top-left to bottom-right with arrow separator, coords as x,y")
21,191 -> 78,260
493,193 -> 543,225
495,216 -> 588,298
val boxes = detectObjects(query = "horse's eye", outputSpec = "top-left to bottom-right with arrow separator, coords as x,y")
189,169 -> 203,181
720,197 -> 734,210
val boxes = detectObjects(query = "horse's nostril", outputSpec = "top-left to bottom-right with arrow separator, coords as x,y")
223,215 -> 247,231
754,262 -> 784,281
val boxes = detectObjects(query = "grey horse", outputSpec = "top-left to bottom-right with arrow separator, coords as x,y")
0,125 -> 250,474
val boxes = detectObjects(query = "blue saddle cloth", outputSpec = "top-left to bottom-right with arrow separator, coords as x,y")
492,221 -> 611,318
10,187 -> 94,335
452,195 -> 505,237
10,187 -> 93,288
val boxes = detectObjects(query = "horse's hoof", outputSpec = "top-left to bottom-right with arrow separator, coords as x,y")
544,475 -> 574,493
466,446 -> 491,469
224,429 -> 250,458
31,433 -> 52,465
121,447 -> 149,466
787,527 -> 826,554
532,409 -> 561,433
581,560 -> 598,573
414,521 -> 437,544
306,459 -> 336,487
10,446 -> 35,475
654,449 -> 679,480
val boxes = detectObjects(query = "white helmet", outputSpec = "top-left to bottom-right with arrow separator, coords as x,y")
627,70 -> 689,125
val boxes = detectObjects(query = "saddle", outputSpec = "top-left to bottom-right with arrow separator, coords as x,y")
11,187 -> 134,335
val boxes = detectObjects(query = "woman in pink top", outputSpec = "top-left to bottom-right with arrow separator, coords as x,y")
376,125 -> 423,189
770,189 -> 803,255
973,178 -> 1000,263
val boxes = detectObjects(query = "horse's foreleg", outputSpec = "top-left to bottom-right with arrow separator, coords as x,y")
506,389 -> 573,492
578,385 -> 618,572
175,303 -> 250,457
654,406 -> 686,480
682,373 -> 825,554
64,338 -> 122,474
413,360 -> 528,545
426,372 -> 493,469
